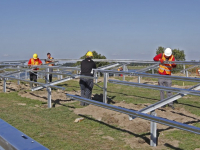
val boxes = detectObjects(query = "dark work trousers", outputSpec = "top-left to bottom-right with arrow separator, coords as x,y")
45,74 -> 52,83
30,72 -> 37,82
158,78 -> 173,106
45,68 -> 53,83
79,78 -> 94,106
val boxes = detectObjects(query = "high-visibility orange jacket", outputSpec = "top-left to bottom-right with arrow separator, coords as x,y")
28,58 -> 42,70
157,53 -> 175,75
45,57 -> 54,66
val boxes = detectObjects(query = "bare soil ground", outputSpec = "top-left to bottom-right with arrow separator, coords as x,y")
1,79 -> 199,149
74,102 -> 200,149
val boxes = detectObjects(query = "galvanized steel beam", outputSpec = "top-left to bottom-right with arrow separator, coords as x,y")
0,75 -> 65,90
135,83 -> 200,115
66,94 -> 200,135
108,79 -> 200,96
96,69 -> 200,82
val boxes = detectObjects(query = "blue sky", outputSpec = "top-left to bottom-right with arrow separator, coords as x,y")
0,0 -> 199,61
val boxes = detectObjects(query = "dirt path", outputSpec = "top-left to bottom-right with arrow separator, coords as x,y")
74,102 -> 200,149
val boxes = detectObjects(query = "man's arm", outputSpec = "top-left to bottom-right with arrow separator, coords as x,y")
172,57 -> 176,68
39,59 -> 43,65
28,59 -> 32,66
153,53 -> 162,61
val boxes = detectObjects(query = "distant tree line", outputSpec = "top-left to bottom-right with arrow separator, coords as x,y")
73,51 -> 109,68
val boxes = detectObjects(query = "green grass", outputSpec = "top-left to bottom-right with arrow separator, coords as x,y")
1,76 -> 200,149
0,92 -> 132,150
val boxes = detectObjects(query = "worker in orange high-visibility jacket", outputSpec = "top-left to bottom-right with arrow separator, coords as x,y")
118,67 -> 123,76
28,54 -> 42,85
45,52 -> 54,82
153,48 -> 176,109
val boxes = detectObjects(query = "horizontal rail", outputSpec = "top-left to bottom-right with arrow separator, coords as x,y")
34,70 -> 97,79
32,76 -> 79,91
95,69 -> 200,82
66,94 -> 200,135
97,63 -> 120,70
109,79 -> 200,96
180,65 -> 199,72
44,59 -> 200,65
0,75 -> 65,90
137,64 -> 158,73
0,119 -> 48,150
1,59 -> 200,65
137,83 -> 200,114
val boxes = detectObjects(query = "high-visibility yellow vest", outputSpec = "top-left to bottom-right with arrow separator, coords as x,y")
46,57 -> 54,66
158,53 -> 174,75
31,58 -> 40,65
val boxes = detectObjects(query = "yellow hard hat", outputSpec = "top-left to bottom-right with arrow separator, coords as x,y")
33,53 -> 38,59
86,51 -> 93,57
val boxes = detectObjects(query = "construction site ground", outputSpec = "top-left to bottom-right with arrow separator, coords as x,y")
0,75 -> 200,150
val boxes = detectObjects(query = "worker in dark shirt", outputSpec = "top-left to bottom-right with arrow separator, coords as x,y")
79,51 -> 96,106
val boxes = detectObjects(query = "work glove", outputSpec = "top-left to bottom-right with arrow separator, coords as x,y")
172,64 -> 176,68
160,59 -> 164,64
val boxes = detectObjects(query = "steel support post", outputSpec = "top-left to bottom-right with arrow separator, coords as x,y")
103,73 -> 108,103
138,76 -> 141,83
47,87 -> 51,108
17,66 -> 20,85
3,78 -> 6,93
94,70 -> 98,83
46,67 -> 49,83
152,69 -> 154,74
123,65 -> 126,81
186,71 -> 189,77
183,65 -> 186,74
57,69 -> 60,79
98,72 -> 100,77
150,111 -> 157,147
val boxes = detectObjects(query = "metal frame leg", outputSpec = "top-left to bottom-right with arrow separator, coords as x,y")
123,65 -> 126,81
95,70 -> 98,83
186,71 -> 188,77
47,87 -> 51,108
138,76 -> 141,83
183,65 -> 186,74
150,111 -> 157,147
46,67 -> 49,84
3,78 -> 6,93
103,73 -> 108,103
17,66 -> 20,85
57,69 -> 60,80
152,69 -> 154,74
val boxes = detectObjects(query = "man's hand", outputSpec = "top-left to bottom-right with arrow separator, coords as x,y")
159,59 -> 164,64
172,63 -> 176,68
28,65 -> 32,69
